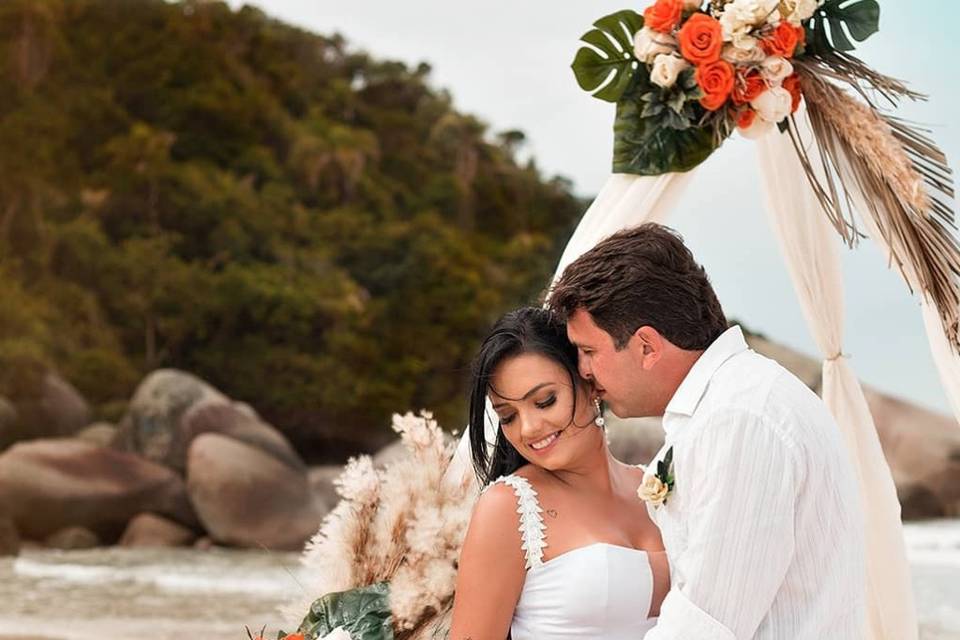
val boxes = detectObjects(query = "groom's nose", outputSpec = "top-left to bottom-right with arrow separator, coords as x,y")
578,358 -> 593,381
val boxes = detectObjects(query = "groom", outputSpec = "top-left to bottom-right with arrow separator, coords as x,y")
548,223 -> 866,639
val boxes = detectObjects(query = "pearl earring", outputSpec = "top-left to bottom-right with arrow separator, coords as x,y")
594,397 -> 605,427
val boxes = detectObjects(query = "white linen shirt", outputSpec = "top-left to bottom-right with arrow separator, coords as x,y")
643,325 -> 866,640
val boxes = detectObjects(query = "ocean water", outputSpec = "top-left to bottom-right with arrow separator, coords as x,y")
1,519 -> 958,639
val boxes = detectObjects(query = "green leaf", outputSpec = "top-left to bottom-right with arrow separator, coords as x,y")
571,10 -> 644,103
807,0 -> 880,54
826,16 -> 855,51
298,583 -> 394,640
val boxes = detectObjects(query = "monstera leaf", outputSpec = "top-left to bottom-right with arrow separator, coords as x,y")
297,583 -> 394,640
806,0 -> 880,53
612,80 -> 723,175
571,10 -> 643,103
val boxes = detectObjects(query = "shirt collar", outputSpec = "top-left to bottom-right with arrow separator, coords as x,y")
663,325 -> 749,423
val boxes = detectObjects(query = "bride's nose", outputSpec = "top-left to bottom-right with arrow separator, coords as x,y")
518,411 -> 546,441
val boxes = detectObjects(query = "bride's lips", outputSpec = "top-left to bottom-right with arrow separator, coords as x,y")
527,431 -> 562,455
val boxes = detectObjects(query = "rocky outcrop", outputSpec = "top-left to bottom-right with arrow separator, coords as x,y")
0,438 -> 196,541
119,512 -> 197,548
113,369 -> 303,473
186,433 -> 321,551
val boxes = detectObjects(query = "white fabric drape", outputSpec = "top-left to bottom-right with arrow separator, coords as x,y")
757,110 -> 918,640
442,171 -> 693,489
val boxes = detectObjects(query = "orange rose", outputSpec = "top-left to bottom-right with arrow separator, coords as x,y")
782,73 -> 802,112
732,69 -> 766,105
695,59 -> 735,111
736,108 -> 757,129
678,13 -> 723,65
761,22 -> 802,57
644,0 -> 683,33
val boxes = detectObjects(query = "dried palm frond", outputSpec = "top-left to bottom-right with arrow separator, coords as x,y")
283,412 -> 474,637
790,69 -> 960,347
797,51 -> 924,109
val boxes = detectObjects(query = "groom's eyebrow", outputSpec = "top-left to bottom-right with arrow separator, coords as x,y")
491,382 -> 553,408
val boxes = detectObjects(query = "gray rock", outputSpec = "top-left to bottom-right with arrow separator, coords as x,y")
114,369 -> 303,474
186,433 -> 321,551
0,438 -> 196,541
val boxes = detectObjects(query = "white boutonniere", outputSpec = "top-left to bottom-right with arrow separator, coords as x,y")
638,446 -> 675,507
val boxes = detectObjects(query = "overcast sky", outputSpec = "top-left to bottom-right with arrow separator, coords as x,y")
229,0 -> 960,415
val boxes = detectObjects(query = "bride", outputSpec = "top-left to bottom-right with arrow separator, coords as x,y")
449,306 -> 670,639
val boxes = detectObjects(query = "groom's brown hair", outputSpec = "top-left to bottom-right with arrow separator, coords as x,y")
548,223 -> 727,351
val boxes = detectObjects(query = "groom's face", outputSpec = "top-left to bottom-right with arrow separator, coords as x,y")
566,309 -> 653,418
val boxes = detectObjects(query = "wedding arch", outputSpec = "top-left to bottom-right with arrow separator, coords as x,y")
449,2 -> 957,639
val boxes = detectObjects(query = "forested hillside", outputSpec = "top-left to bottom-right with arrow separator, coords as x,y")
0,0 -> 585,457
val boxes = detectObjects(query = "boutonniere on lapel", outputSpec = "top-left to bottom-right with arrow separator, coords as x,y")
638,446 -> 675,508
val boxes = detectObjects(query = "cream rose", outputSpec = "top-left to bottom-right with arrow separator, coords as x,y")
721,42 -> 766,63
650,53 -> 691,89
779,0 -> 820,24
638,473 -> 669,506
739,115 -> 775,139
751,85 -> 792,122
633,27 -> 678,63
761,55 -> 794,84
719,0 -> 781,48
321,628 -> 354,640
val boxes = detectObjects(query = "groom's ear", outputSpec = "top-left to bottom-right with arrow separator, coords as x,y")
632,326 -> 664,369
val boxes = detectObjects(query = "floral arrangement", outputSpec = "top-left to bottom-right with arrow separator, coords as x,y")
274,411 -> 474,640
573,0 -> 960,347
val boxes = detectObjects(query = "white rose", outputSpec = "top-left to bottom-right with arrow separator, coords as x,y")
650,54 -> 690,89
633,27 -> 677,63
761,56 -> 794,84
739,115 -> 775,139
751,86 -> 793,122
719,0 -> 781,44
321,628 -> 354,640
721,43 -> 766,63
637,473 -> 669,506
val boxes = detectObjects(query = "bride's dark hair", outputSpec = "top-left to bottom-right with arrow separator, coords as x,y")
468,306 -> 587,486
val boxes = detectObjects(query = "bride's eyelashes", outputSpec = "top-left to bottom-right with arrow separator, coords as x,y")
535,394 -> 557,409
497,394 -> 558,426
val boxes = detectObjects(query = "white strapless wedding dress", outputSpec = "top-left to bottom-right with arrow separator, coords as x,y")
488,475 -> 663,639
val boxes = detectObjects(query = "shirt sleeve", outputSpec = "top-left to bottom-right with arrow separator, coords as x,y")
644,409 -> 800,640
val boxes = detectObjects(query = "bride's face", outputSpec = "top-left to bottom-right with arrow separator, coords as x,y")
488,352 -> 602,470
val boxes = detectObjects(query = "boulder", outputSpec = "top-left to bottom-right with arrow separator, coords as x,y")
45,526 -> 100,550
186,433 -> 321,551
0,511 -> 19,556
75,422 -> 118,447
308,464 -> 344,513
866,388 -> 960,519
0,438 -> 196,541
119,512 -> 197,548
178,400 -> 304,471
114,369 -> 303,473
0,372 -> 90,449
113,369 -> 229,466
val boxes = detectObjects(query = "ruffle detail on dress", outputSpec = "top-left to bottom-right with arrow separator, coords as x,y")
485,475 -> 547,569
